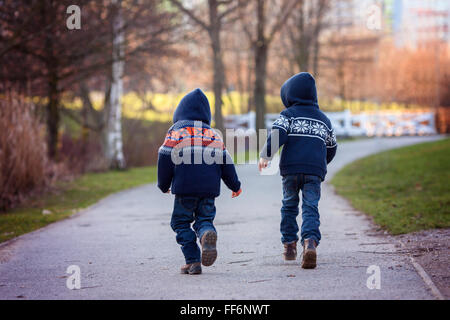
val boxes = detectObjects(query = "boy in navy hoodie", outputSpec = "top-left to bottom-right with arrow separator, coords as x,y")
158,89 -> 242,275
259,73 -> 337,269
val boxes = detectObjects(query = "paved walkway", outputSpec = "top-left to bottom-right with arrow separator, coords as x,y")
0,136 -> 441,299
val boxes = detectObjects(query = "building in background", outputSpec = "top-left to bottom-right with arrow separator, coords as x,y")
392,0 -> 449,47
329,0 -> 449,47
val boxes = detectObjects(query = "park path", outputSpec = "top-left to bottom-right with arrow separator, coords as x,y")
0,136 -> 442,300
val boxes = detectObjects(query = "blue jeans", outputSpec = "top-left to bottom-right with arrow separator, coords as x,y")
281,174 -> 321,246
170,196 -> 217,264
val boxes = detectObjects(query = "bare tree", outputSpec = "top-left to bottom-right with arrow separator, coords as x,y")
0,0 -> 111,159
0,0 -> 175,164
241,0 -> 299,132
169,0 -> 245,132
286,0 -> 331,76
1,1 -> 66,158
105,0 -> 126,169
318,0 -> 380,103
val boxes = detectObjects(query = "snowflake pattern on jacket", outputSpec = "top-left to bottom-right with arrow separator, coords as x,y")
273,115 -> 337,148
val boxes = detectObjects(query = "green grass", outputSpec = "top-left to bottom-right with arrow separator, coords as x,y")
331,138 -> 450,234
337,136 -> 369,143
231,137 -> 365,164
233,150 -> 259,164
0,166 -> 156,243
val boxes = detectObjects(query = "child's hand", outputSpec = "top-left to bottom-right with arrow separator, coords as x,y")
165,189 -> 171,194
258,158 -> 269,172
232,189 -> 242,198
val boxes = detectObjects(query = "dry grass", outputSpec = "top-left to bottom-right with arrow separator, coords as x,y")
0,94 -> 58,211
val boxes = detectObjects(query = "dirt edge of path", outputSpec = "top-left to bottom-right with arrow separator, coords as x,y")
395,229 -> 450,299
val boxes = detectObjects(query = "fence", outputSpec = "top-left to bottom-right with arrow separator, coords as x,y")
224,110 -> 437,137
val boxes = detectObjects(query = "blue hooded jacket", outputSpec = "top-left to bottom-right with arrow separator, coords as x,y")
157,89 -> 241,197
261,73 -> 337,180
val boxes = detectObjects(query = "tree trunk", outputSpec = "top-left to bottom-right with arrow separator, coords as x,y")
312,36 -> 320,77
105,0 -> 126,170
295,4 -> 310,72
234,44 -> 245,113
254,0 -> 268,134
46,72 -> 59,159
209,0 -> 225,133
211,41 -> 225,133
246,49 -> 254,113
254,42 -> 268,133
43,0 -> 60,160
337,60 -> 346,101
312,0 -> 327,77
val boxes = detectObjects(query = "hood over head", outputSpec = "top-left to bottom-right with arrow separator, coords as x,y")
280,72 -> 318,108
173,88 -> 211,125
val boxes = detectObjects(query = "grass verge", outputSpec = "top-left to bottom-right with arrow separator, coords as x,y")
0,166 -> 156,243
331,138 -> 450,234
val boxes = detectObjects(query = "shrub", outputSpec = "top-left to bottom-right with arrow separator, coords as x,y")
0,94 -> 52,210
122,118 -> 169,167
59,131 -> 108,173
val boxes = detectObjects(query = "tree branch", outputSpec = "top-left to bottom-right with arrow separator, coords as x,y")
169,0 -> 210,31
238,2 -> 255,44
218,1 -> 241,20
268,0 -> 299,42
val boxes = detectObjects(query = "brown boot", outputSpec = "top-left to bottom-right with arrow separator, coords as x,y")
283,242 -> 297,261
180,262 -> 202,275
301,239 -> 317,269
200,230 -> 217,267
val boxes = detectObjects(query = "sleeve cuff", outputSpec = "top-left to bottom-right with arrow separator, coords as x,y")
158,184 -> 170,193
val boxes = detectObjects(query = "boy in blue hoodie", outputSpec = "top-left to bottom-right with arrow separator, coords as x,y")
259,73 -> 337,269
158,89 -> 242,275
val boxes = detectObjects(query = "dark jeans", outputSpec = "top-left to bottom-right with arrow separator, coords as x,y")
281,174 -> 321,246
170,196 -> 216,264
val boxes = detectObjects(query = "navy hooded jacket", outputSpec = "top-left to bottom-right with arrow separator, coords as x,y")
260,73 -> 337,180
157,89 -> 241,197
